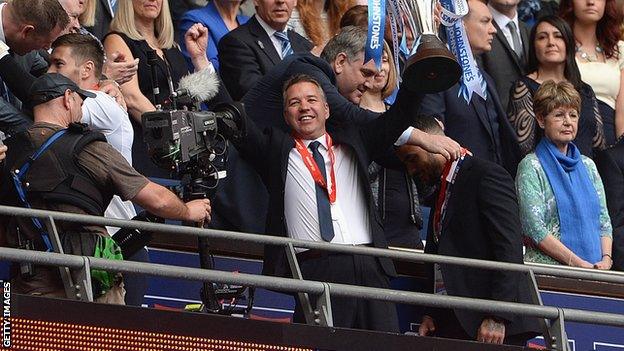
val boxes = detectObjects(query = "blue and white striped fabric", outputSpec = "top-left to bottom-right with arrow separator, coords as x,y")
273,31 -> 293,58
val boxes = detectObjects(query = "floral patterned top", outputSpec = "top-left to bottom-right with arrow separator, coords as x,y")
515,153 -> 612,265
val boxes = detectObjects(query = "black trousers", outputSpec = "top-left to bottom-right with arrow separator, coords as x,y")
431,308 -> 531,347
292,252 -> 399,333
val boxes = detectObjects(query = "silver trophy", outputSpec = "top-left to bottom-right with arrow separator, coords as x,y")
398,0 -> 461,93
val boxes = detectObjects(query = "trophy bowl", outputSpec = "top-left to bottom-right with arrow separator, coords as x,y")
398,0 -> 462,93
403,34 -> 462,93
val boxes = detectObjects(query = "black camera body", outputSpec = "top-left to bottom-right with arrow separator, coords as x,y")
141,103 -> 244,174
142,109 -> 217,166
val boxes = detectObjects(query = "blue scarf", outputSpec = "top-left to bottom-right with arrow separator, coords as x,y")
535,138 -> 602,263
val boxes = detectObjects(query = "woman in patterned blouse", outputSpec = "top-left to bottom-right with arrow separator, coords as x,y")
516,80 -> 613,269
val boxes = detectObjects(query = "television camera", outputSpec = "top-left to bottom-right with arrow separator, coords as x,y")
114,66 -> 250,315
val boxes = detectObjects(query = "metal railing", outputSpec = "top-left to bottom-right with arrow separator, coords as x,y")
0,205 -> 623,351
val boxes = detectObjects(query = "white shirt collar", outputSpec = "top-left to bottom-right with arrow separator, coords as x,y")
0,3 -> 7,43
303,134 -> 328,150
488,4 -> 519,30
256,14 -> 279,37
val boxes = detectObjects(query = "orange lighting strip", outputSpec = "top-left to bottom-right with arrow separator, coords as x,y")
4,318 -> 314,351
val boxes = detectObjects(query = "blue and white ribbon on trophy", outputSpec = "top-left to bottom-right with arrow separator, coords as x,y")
386,0 -> 403,85
439,0 -> 487,102
365,0 -> 386,70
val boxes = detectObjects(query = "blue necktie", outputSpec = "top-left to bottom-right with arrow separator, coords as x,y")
309,141 -> 335,242
274,31 -> 293,58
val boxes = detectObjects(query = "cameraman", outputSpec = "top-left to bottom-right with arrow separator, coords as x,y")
0,73 -> 211,302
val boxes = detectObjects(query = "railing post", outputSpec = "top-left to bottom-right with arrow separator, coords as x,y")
549,308 -> 570,351
74,257 -> 94,302
45,216 -> 81,300
315,282 -> 333,327
527,270 -> 554,347
285,243 -> 320,325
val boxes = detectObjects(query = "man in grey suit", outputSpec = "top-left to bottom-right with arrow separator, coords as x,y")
0,0 -> 69,134
480,0 -> 530,109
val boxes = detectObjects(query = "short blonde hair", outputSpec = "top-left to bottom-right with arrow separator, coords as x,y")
110,0 -> 175,49
380,41 -> 398,100
533,80 -> 581,118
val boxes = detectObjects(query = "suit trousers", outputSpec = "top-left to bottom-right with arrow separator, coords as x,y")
431,308 -> 532,347
292,252 -> 399,333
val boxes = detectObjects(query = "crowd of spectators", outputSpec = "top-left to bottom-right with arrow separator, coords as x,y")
0,0 -> 623,347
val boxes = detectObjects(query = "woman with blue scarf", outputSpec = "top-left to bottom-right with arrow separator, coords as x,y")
516,80 -> 613,269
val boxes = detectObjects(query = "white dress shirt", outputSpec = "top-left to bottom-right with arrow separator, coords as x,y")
284,134 -> 373,249
256,15 -> 288,59
488,5 -> 523,55
82,90 -> 137,233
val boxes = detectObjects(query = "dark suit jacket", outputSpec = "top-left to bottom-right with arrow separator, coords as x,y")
419,71 -> 521,176
218,15 -> 313,101
0,51 -> 48,135
424,156 -> 540,339
594,143 -> 624,271
234,88 -> 421,278
480,20 -> 530,109
84,0 -> 113,41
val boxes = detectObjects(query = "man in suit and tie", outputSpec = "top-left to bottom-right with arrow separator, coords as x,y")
218,0 -> 314,101
209,26 -> 460,239
480,0 -> 530,109
226,72 -> 435,332
419,0 -> 520,175
407,115 -> 540,346
0,0 -> 69,135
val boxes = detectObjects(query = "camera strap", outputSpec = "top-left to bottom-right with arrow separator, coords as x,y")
11,128 -> 68,252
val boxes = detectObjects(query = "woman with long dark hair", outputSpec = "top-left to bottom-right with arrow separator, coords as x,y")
559,0 -> 624,144
508,15 -> 605,157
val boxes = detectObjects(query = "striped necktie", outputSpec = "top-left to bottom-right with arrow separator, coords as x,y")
274,31 -> 293,58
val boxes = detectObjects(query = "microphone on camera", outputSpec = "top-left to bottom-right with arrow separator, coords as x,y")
172,68 -> 220,103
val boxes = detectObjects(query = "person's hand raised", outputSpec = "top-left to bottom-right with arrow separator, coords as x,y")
185,23 -> 209,60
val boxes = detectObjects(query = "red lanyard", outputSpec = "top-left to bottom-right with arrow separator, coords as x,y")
433,148 -> 470,242
293,134 -> 337,204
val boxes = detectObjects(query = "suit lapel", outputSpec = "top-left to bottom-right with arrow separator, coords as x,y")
519,22 -> 530,68
441,157 -> 473,233
281,136 -> 295,184
492,21 -> 523,70
99,0 -> 113,17
249,16 -> 281,65
288,30 -> 307,54
470,92 -> 496,142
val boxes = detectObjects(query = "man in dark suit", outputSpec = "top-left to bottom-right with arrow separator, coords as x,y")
0,0 -> 69,134
420,0 -> 520,175
595,143 -> 624,271
210,26 -> 460,236
406,115 -> 540,346
481,0 -> 530,109
218,0 -> 313,101
227,72 -> 432,332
